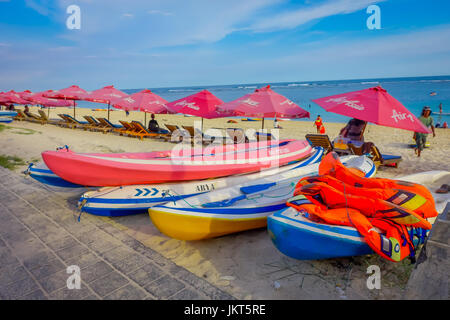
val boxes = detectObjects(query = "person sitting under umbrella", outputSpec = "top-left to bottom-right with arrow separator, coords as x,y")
24,105 -> 31,116
339,118 -> 367,142
148,114 -> 169,134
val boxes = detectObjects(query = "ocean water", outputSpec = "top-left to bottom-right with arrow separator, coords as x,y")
76,75 -> 450,124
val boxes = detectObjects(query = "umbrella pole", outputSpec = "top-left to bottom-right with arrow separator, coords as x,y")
73,100 -> 76,118
108,102 -> 110,121
47,105 -> 50,118
262,117 -> 265,130
144,112 -> 147,126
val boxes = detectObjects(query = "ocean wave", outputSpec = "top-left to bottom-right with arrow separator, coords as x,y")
287,83 -> 310,87
360,81 -> 379,85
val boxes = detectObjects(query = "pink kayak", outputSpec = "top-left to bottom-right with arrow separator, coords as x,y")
42,140 -> 313,186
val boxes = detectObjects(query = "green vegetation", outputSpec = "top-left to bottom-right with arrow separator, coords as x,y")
0,124 -> 10,132
0,124 -> 39,135
0,155 -> 26,170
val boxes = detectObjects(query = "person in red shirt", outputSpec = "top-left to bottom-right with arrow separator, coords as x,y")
314,115 -> 324,133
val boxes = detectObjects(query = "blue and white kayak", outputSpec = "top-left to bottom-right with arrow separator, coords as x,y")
78,147 -> 324,217
26,163 -> 83,188
148,155 -> 376,240
0,117 -> 13,123
0,111 -> 18,117
267,170 -> 449,261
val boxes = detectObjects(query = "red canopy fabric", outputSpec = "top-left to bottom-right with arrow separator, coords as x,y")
83,85 -> 128,105
312,86 -> 431,133
25,90 -> 74,107
218,85 -> 310,119
165,89 -> 226,119
113,89 -> 172,113
44,85 -> 88,100
2,90 -> 30,104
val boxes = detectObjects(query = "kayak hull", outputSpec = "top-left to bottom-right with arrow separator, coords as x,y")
42,139 -> 312,186
149,155 -> 376,240
267,207 -> 372,260
78,147 -> 323,217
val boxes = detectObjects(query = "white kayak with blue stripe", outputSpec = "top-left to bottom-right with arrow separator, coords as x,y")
78,147 -> 324,217
26,162 -> 83,188
267,170 -> 449,261
148,155 -> 376,240
0,111 -> 17,123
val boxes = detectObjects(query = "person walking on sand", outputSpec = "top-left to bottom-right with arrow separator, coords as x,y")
314,115 -> 323,133
414,106 -> 435,157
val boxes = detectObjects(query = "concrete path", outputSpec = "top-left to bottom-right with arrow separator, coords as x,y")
404,202 -> 449,300
0,167 -> 234,300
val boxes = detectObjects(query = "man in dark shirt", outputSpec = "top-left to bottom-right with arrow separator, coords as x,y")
148,114 -> 160,132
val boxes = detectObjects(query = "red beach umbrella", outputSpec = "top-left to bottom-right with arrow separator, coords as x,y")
44,85 -> 89,118
2,90 -> 30,105
166,89 -> 228,131
218,85 -> 310,128
113,89 -> 173,124
312,86 -> 431,133
83,85 -> 129,120
166,89 -> 226,119
26,90 -> 73,107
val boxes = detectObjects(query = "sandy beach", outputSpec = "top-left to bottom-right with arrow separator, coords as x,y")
1,105 -> 449,300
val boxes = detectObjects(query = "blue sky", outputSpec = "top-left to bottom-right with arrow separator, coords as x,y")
0,0 -> 449,91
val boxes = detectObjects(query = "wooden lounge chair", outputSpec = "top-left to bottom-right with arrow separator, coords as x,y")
61,114 -> 92,130
370,145 -> 402,168
128,121 -> 159,140
182,125 -> 230,145
94,117 -> 122,134
115,120 -> 135,136
38,110 -> 61,125
255,131 -> 276,142
57,114 -> 77,129
226,128 -> 249,144
165,124 -> 188,143
348,143 -> 402,168
305,134 -> 334,153
13,110 -> 32,122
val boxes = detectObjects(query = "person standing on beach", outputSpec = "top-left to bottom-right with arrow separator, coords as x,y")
414,106 -> 435,157
314,115 -> 323,133
436,103 -> 443,127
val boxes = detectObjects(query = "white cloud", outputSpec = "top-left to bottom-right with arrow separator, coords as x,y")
148,10 -> 173,16
250,0 -> 386,32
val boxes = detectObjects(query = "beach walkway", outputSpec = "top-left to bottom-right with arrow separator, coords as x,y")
404,203 -> 449,299
0,166 -> 234,300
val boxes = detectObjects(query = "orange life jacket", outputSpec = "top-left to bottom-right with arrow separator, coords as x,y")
295,174 -> 438,220
318,152 -> 436,214
287,195 -> 422,262
296,182 -> 432,229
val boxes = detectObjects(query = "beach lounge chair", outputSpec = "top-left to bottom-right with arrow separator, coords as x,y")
13,110 -> 32,122
38,110 -> 61,125
114,120 -> 135,136
94,117 -> 123,134
348,143 -> 402,168
128,121 -> 159,140
370,145 -> 402,168
305,134 -> 334,154
83,115 -> 103,130
255,131 -> 276,142
226,128 -> 249,144
61,114 -> 92,130
57,114 -> 77,129
164,124 -> 186,142
182,125 -> 230,145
